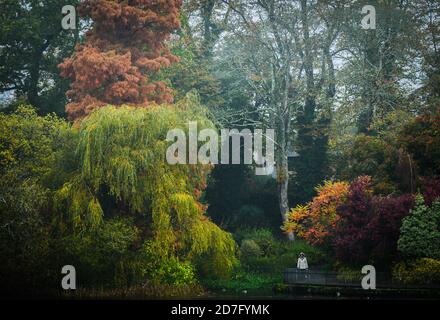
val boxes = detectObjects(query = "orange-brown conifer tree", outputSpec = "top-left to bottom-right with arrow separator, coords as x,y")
59,0 -> 182,120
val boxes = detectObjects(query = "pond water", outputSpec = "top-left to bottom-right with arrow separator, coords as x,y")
200,288 -> 350,300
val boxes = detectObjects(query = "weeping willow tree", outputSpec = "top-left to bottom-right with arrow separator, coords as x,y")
54,93 -> 236,281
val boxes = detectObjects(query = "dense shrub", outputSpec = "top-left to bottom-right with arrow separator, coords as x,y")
240,240 -> 263,260
235,228 -> 277,256
276,240 -> 329,269
0,106 -> 70,290
269,243 -> 327,272
420,176 -> 440,206
400,109 -> 440,176
283,181 -> 349,246
53,97 -> 237,284
138,246 -> 197,286
60,218 -> 141,287
392,258 -> 440,284
367,194 -> 414,265
333,135 -> 399,194
334,176 -> 414,266
398,195 -> 440,259
1,98 -> 238,292
237,228 -> 329,273
233,205 -> 266,229
332,176 -> 374,265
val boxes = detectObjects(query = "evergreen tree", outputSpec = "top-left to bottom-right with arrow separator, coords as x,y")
398,195 -> 440,259
59,0 -> 182,120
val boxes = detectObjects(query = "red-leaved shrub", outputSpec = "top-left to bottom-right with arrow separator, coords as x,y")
334,176 -> 415,266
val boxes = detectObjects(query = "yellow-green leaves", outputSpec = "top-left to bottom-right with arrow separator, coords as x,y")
54,94 -> 236,279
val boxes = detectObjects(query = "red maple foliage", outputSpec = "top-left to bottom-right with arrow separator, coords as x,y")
420,176 -> 440,206
334,176 -> 415,266
59,0 -> 182,120
333,176 -> 374,265
367,194 -> 414,265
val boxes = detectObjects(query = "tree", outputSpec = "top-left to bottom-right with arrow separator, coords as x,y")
398,195 -> 440,260
0,0 -> 80,114
334,176 -> 379,265
334,134 -> 400,194
213,0 -> 342,238
59,0 -> 183,120
0,105 -> 70,289
400,108 -> 440,177
283,181 -> 349,246
334,176 -> 414,266
367,193 -> 414,265
412,0 -> 440,112
53,94 -> 236,280
159,8 -> 225,111
203,0 -> 296,238
289,0 -> 341,205
420,177 -> 440,206
60,217 -> 141,287
335,0 -> 419,133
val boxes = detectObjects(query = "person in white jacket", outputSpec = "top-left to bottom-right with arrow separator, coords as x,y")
297,252 -> 308,270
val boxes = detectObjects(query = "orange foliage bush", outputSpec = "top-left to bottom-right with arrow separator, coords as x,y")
59,0 -> 182,120
283,181 -> 349,245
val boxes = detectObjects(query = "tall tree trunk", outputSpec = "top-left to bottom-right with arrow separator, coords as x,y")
292,0 -> 321,205
276,66 -> 295,241
27,37 -> 53,111
27,51 -> 42,109
278,151 -> 294,240
200,0 -> 219,59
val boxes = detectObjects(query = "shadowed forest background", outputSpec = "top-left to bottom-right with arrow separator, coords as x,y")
0,0 -> 439,297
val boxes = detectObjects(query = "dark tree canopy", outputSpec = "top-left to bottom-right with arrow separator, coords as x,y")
0,0 -> 79,114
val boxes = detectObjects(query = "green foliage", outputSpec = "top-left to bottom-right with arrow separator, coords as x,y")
370,110 -> 414,144
162,37 -> 223,111
54,95 -> 236,283
202,270 -> 281,292
0,99 -> 237,291
0,105 -> 69,288
240,240 -> 263,260
334,135 -> 399,194
275,240 -> 329,269
64,283 -> 205,299
0,0 -> 81,114
330,111 -> 417,195
336,266 -> 362,282
398,195 -> 440,259
53,180 -> 104,232
205,230 -> 330,294
400,109 -> 440,176
234,205 -> 266,229
61,218 -> 140,287
392,258 -> 440,285
0,105 -> 69,179
138,245 -> 197,286
235,229 -> 329,273
235,228 -> 277,256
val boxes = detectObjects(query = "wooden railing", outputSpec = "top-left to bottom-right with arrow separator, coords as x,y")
283,268 -> 440,289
